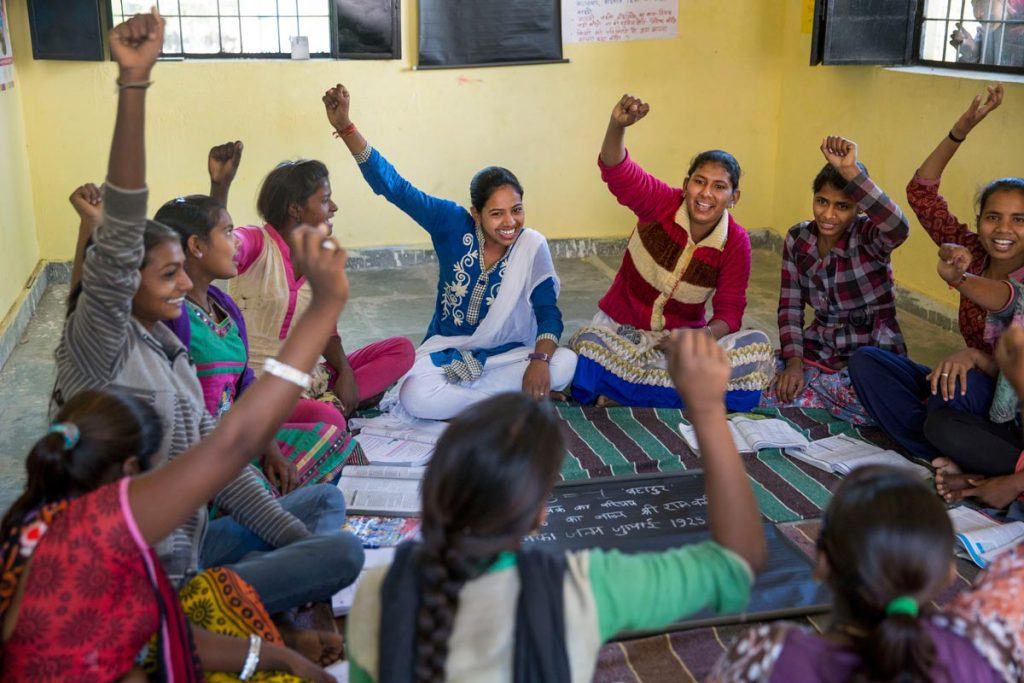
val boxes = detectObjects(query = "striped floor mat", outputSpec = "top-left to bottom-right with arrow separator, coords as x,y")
555,405 -> 903,523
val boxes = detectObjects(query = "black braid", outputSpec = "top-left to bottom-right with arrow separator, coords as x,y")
414,532 -> 476,682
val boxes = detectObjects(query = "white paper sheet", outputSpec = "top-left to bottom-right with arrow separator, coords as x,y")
562,0 -> 679,44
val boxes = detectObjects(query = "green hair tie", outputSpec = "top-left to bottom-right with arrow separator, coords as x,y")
885,596 -> 919,618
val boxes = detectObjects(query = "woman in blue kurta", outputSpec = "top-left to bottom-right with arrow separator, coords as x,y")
324,84 -> 577,420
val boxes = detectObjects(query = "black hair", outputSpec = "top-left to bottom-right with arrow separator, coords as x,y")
469,166 -> 524,213
154,195 -> 226,249
256,159 -> 330,230
817,466 -> 953,683
976,177 -> 1024,215
66,220 -> 180,317
812,161 -> 870,194
414,393 -> 565,682
686,150 -> 742,191
1,390 -> 163,540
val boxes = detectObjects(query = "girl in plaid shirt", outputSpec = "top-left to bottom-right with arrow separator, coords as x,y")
759,137 -> 910,424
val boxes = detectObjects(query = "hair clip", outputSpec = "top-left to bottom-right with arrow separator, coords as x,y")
48,422 -> 80,450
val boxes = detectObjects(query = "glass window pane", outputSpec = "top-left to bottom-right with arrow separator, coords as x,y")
238,0 -> 276,15
278,0 -> 297,15
219,0 -> 239,14
122,0 -> 150,14
923,0 -> 954,19
163,21 -> 184,53
920,18 -> 958,62
279,15 -> 298,52
220,16 -> 242,52
240,16 -> 282,52
299,16 -> 330,53
179,0 -> 216,15
180,17 -> 222,53
296,0 -> 327,15
157,0 -> 180,16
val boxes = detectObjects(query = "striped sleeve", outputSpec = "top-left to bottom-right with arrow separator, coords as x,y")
846,172 -> 910,257
57,182 -> 147,393
212,465 -> 310,547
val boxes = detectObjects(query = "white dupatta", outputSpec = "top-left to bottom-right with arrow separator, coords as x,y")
382,228 -> 558,409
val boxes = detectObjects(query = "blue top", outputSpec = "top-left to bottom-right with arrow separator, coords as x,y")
358,147 -> 563,376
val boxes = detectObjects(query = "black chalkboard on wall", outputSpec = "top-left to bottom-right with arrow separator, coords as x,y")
27,0 -> 106,61
809,0 -> 918,66
417,0 -> 564,69
334,0 -> 401,59
526,472 -> 831,634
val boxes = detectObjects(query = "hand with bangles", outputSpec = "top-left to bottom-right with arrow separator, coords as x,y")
935,327 -> 1024,507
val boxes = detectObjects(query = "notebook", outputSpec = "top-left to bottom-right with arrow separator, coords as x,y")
337,465 -> 425,516
949,505 -> 1024,568
783,434 -> 931,479
352,414 -> 448,467
678,416 -> 809,454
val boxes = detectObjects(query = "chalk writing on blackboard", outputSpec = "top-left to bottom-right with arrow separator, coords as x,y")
561,0 -> 679,44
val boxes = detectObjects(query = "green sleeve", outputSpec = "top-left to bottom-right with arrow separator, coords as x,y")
349,659 -> 374,683
587,541 -> 753,642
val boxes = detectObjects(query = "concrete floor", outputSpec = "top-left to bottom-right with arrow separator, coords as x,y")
0,248 -> 963,510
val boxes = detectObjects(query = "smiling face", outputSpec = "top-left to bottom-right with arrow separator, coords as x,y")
471,185 -> 525,249
978,189 -> 1024,264
812,184 -> 859,240
294,178 -> 338,235
683,162 -> 739,232
187,209 -> 238,280
132,240 -> 192,326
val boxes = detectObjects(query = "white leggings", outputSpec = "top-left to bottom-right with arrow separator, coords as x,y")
399,346 -> 578,420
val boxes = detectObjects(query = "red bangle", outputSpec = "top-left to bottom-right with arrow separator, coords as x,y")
332,122 -> 357,139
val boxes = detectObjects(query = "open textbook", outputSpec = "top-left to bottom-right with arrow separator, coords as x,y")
678,416 -> 809,454
949,505 -> 1024,568
337,465 -> 424,516
352,414 -> 448,467
784,434 -> 931,479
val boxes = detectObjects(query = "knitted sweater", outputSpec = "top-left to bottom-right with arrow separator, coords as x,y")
54,182 -> 309,583
596,151 -> 751,332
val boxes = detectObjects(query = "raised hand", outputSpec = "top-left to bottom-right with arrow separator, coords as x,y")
208,141 -> 243,188
950,21 -> 976,50
292,224 -> 350,310
69,183 -> 103,227
937,243 -> 972,285
610,93 -> 650,128
109,7 -> 165,78
322,84 -> 352,133
952,84 -> 1004,139
820,136 -> 860,180
666,329 -> 729,416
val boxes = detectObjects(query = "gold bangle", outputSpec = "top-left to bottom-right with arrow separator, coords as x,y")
116,79 -> 154,92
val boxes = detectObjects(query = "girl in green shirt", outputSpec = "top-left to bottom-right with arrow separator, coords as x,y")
346,330 -> 767,682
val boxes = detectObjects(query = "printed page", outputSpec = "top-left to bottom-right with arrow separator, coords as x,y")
353,414 -> 448,444
341,465 -> 427,480
679,421 -> 751,453
950,506 -> 1024,567
356,434 -> 434,467
731,417 -> 809,450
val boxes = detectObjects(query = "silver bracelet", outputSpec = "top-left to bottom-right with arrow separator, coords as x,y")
353,144 -> 373,165
263,358 -> 312,390
239,633 -> 262,680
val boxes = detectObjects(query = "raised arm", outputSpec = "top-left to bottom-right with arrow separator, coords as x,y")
208,140 -> 243,205
59,11 -> 163,387
917,84 -> 1003,181
67,183 -> 103,295
130,227 -> 349,545
667,330 -> 767,570
600,93 -> 649,166
322,84 -> 464,236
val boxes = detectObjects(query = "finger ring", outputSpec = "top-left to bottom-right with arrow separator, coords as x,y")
941,372 -> 950,377
321,240 -> 338,251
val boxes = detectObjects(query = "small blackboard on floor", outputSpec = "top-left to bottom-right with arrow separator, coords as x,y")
525,471 -> 831,634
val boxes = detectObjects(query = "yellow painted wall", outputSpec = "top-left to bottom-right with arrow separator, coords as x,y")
773,0 -> 1024,306
8,0 -> 784,262
0,58 -> 39,320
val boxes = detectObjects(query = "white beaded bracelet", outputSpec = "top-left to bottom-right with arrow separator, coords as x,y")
264,358 -> 312,390
239,633 -> 262,680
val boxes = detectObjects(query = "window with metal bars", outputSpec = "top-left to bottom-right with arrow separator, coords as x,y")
110,0 -> 333,58
916,0 -> 1024,72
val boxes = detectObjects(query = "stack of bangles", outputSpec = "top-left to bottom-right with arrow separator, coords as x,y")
264,358 -> 313,390
239,634 -> 262,680
333,122 -> 358,139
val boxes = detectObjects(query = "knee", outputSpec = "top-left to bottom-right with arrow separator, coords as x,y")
848,346 -> 885,376
391,337 -> 416,370
308,483 -> 347,517
399,374 -> 445,419
549,348 -> 578,390
319,532 -> 365,586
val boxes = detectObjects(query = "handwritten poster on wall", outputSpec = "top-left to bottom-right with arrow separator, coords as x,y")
562,0 -> 679,44
0,0 -> 13,91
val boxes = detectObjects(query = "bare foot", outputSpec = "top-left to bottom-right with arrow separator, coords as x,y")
279,627 -> 345,667
947,473 -> 1024,509
936,471 -> 976,500
931,457 -> 962,476
595,395 -> 621,408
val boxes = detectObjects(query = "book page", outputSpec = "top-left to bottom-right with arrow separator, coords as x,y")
678,421 -> 750,453
950,506 -> 1024,567
355,434 -> 434,466
731,417 -> 809,450
341,465 -> 426,480
353,414 -> 448,444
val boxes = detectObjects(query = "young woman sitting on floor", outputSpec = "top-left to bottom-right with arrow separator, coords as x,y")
54,12 -> 362,618
759,136 -> 911,425
345,330 -> 767,682
227,138 -> 415,431
932,245 -> 1024,508
710,462 -> 1021,682
569,94 -> 773,410
849,85 -> 1024,464
323,83 -> 578,420
155,146 -> 363,495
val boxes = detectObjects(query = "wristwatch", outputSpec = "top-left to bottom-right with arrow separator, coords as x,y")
528,352 -> 551,363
